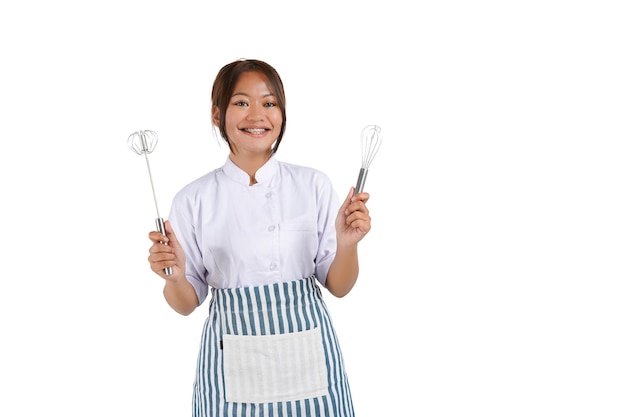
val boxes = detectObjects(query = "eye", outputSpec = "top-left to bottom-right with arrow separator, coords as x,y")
233,100 -> 248,107
264,101 -> 277,107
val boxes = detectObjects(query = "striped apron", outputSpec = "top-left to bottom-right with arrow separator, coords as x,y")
192,275 -> 355,417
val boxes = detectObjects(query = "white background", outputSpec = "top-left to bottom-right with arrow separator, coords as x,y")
1,1 -> 625,416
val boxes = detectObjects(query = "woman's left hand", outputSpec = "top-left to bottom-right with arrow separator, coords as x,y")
335,187 -> 371,247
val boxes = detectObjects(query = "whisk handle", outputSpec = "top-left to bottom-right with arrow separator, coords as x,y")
355,168 -> 368,194
156,217 -> 174,276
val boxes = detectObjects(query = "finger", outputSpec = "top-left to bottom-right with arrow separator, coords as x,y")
148,246 -> 176,268
163,220 -> 181,247
351,191 -> 370,204
347,215 -> 371,233
148,230 -> 162,242
346,210 -> 371,227
340,187 -> 355,211
148,250 -> 174,264
149,241 -> 173,255
346,200 -> 369,218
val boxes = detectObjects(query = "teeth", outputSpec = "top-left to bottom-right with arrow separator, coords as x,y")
246,129 -> 265,134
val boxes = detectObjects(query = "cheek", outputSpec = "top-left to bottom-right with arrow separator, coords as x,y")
224,112 -> 238,131
271,112 -> 284,130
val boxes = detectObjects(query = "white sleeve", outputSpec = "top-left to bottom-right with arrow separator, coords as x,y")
314,174 -> 340,286
168,190 -> 211,305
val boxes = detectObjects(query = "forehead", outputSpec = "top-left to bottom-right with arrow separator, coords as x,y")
232,71 -> 273,95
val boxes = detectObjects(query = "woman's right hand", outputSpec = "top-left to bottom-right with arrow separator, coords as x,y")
148,220 -> 186,282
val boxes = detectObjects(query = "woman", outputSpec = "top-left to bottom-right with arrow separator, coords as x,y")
148,59 -> 371,417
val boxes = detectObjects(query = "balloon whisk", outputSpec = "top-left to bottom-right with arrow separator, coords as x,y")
355,125 -> 382,193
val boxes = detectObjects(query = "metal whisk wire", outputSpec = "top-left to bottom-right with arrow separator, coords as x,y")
355,125 -> 382,193
128,129 -> 173,276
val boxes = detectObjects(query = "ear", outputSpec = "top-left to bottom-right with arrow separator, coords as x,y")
211,106 -> 220,127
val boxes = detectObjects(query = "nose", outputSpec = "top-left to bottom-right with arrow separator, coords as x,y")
247,102 -> 265,121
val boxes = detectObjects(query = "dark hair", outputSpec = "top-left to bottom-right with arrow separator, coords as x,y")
211,59 -> 287,154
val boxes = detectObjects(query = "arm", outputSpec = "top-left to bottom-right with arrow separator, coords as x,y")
148,220 -> 199,315
325,188 -> 371,298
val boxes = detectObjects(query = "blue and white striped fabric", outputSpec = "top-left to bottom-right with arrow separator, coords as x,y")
192,275 -> 355,417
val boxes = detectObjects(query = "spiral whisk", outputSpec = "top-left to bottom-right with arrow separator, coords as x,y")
128,128 -> 159,156
128,129 -> 173,276
355,125 -> 382,193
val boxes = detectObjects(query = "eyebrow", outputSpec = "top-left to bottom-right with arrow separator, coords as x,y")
231,92 -> 275,98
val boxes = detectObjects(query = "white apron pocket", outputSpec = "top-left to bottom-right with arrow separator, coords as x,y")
222,327 -> 329,403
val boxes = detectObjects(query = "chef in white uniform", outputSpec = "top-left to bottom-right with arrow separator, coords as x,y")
148,59 -> 372,417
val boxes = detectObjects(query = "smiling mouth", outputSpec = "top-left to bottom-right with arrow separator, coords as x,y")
244,128 -> 268,134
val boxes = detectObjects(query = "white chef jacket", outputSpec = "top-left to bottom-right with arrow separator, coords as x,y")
168,156 -> 340,305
